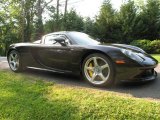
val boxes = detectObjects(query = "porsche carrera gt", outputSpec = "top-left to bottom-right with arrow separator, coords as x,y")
7,31 -> 158,86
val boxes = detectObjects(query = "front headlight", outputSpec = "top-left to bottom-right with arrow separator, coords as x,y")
121,49 -> 144,62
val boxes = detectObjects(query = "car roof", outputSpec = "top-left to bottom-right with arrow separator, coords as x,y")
44,31 -> 82,37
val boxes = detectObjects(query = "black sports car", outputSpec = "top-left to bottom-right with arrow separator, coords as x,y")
7,31 -> 158,86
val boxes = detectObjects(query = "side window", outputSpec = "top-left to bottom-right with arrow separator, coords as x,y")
44,35 -> 61,46
44,34 -> 71,46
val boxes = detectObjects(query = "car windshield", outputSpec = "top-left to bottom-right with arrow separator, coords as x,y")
68,32 -> 100,45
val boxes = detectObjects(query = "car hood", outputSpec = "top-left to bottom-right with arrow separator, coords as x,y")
105,43 -> 145,53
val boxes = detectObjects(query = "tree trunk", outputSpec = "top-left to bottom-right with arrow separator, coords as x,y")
35,0 -> 44,40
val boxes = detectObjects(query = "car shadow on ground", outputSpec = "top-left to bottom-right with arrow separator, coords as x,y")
24,69 -> 160,100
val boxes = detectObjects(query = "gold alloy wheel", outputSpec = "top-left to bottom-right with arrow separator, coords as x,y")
84,56 -> 110,85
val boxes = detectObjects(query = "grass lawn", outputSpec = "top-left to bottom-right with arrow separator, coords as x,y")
151,54 -> 160,63
0,71 -> 160,120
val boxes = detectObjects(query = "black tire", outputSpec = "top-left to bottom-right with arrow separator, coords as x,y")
8,50 -> 23,72
82,53 -> 114,87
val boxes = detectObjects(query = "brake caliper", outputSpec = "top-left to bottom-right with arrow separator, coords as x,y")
88,62 -> 93,77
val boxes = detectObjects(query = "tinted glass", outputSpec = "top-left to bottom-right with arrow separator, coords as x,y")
44,35 -> 71,46
68,32 -> 99,45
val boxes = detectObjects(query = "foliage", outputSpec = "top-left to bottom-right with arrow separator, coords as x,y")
94,0 -> 160,43
95,0 -> 117,43
83,17 -> 95,36
135,0 -> 160,40
150,40 -> 160,53
130,39 -> 152,53
0,0 -> 21,55
117,0 -> 137,43
64,10 -> 84,31
21,0 -> 38,42
0,71 -> 160,119
131,39 -> 160,54
44,6 -> 58,33
34,0 -> 52,40
44,9 -> 84,33
0,0 -> 52,55
151,54 -> 160,63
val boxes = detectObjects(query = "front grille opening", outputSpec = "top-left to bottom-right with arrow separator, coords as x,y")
135,69 -> 154,78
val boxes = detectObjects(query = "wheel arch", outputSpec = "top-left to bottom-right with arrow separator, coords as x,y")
7,48 -> 17,59
80,50 -> 115,71
6,48 -> 19,59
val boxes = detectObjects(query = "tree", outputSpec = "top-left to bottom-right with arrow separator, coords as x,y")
83,17 -> 96,37
138,0 -> 160,40
64,9 -> 84,31
95,0 -> 117,43
44,6 -> 63,33
34,0 -> 54,40
21,0 -> 37,42
44,9 -> 84,33
0,0 -> 21,55
118,0 -> 137,43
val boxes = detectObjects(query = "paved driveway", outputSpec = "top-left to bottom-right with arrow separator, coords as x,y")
0,57 -> 160,100
0,57 -> 9,70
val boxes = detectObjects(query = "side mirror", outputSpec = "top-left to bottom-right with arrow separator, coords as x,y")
54,37 -> 68,46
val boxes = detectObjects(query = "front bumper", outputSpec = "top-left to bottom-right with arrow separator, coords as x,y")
115,63 -> 158,83
113,51 -> 158,83
120,69 -> 157,82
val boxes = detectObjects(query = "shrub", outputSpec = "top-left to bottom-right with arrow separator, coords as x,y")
130,39 -> 160,54
150,40 -> 160,54
130,39 -> 152,53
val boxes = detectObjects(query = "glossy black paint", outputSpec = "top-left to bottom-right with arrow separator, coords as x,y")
7,31 -> 158,82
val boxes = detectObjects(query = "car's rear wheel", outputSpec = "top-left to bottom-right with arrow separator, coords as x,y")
8,50 -> 22,72
82,53 -> 114,87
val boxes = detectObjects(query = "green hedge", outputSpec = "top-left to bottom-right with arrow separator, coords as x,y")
130,40 -> 160,54
150,40 -> 160,53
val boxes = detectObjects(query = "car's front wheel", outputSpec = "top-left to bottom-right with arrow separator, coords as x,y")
82,53 -> 114,87
8,50 -> 22,72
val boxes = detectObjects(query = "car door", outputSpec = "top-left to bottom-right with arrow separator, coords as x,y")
33,34 -> 73,71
